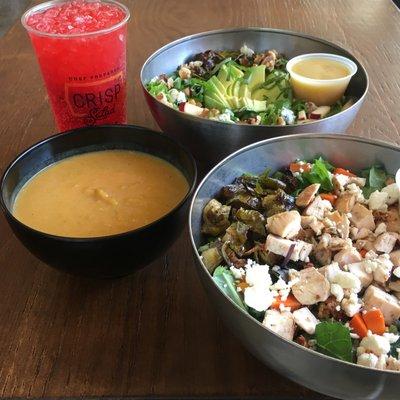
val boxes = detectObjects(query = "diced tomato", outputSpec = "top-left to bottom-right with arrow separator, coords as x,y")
289,162 -> 312,174
320,193 -> 337,205
333,167 -> 356,177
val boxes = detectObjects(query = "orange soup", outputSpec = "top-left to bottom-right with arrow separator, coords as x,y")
13,150 -> 189,237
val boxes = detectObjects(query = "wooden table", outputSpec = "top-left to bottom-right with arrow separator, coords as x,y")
1,0 -> 399,398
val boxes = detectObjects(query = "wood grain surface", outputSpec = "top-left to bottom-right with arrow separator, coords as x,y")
0,0 -> 399,398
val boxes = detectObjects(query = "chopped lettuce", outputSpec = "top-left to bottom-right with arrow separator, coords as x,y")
213,266 -> 247,311
302,157 -> 334,192
361,165 -> 391,198
147,79 -> 168,97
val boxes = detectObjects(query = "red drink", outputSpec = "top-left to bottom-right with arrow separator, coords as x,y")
22,0 -> 130,131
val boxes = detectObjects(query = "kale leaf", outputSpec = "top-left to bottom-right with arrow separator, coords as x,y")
315,321 -> 352,362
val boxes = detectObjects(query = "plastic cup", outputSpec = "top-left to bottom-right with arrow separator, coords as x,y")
286,53 -> 357,106
22,0 -> 130,131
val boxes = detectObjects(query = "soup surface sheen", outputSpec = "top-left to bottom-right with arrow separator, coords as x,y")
13,150 -> 189,237
291,58 -> 350,80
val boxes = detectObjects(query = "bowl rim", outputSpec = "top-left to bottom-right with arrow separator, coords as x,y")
188,132 -> 400,375
0,124 -> 197,242
140,27 -> 369,129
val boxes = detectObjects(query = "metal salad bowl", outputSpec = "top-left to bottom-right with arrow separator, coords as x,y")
141,28 -> 369,172
189,134 -> 400,400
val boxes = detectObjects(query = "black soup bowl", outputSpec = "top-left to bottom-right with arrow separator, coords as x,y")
0,125 -> 197,278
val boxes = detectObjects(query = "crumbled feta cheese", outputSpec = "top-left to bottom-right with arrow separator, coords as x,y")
217,111 -> 234,124
240,43 -> 255,57
341,293 -> 362,317
244,285 -> 274,312
377,354 -> 388,370
169,89 -> 186,104
243,260 -> 273,312
245,260 -> 272,287
347,183 -> 366,203
325,262 -> 362,293
330,283 -> 344,302
292,307 -> 319,334
230,266 -> 245,280
270,278 -> 287,291
383,332 -> 400,344
360,332 -> 391,356
382,183 -> 400,205
357,352 -> 379,368
361,255 -> 393,284
281,108 -> 295,125
368,190 -> 389,211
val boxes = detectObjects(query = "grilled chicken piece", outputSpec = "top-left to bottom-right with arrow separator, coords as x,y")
266,210 -> 302,239
347,261 -> 373,287
363,285 -> 400,324
333,247 -> 362,267
292,307 -> 319,334
374,232 -> 398,254
305,196 -> 333,220
390,250 -> 400,267
265,234 -> 313,262
335,192 -> 356,213
350,203 -> 376,231
296,184 -> 320,207
291,267 -> 330,305
262,310 -> 295,340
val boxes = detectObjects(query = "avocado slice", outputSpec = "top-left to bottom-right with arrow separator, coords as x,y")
204,95 -> 228,111
247,65 -> 266,92
229,64 -> 244,80
232,79 -> 242,98
218,64 -> 229,84
252,85 -> 282,103
208,75 -> 227,96
239,83 -> 251,99
227,96 -> 239,110
243,97 -> 267,112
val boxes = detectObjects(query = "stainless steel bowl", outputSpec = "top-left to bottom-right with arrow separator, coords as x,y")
189,134 -> 400,400
141,28 -> 369,172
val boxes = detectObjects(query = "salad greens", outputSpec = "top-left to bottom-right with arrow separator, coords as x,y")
146,46 -> 352,126
199,155 -> 400,370
213,266 -> 248,311
361,165 -> 391,198
302,157 -> 334,192
315,322 -> 353,362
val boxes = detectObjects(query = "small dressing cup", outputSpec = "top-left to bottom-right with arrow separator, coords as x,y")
286,53 -> 357,105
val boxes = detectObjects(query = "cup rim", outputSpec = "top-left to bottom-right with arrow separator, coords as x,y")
21,0 -> 130,39
286,52 -> 358,84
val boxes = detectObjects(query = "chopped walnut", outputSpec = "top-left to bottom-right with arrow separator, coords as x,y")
276,116 -> 286,126
201,108 -> 210,118
243,115 -> 261,125
178,66 -> 191,79
305,102 -> 318,114
253,49 -> 278,70
209,108 -> 221,118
